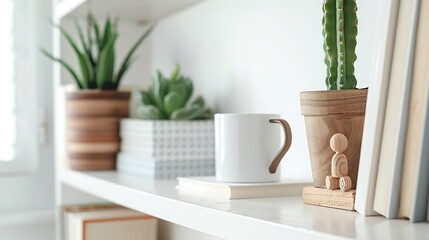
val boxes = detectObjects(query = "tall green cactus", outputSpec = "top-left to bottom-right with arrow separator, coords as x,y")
323,0 -> 358,90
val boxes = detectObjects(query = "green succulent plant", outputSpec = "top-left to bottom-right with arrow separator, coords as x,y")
41,14 -> 154,90
137,65 -> 212,120
323,0 -> 358,90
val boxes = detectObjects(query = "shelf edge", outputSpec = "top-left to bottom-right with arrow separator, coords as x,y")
60,170 -> 345,240
55,0 -> 86,20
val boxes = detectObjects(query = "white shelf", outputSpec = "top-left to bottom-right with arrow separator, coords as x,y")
60,170 -> 429,240
56,0 -> 203,21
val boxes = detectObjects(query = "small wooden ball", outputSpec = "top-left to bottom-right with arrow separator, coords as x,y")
330,133 -> 348,153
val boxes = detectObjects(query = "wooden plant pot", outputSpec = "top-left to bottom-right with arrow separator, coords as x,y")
66,90 -> 130,170
300,89 -> 367,188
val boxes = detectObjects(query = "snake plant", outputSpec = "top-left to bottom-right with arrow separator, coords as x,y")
41,14 -> 154,90
323,0 -> 358,90
136,65 -> 212,120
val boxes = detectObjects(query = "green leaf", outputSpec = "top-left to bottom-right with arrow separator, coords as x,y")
191,96 -> 205,107
74,20 -> 93,64
170,64 -> 180,82
88,14 -> 102,51
96,33 -> 117,89
74,20 -> 87,50
100,18 -> 113,51
170,105 -> 208,120
141,90 -> 155,105
74,20 -> 95,87
112,56 -> 136,87
187,107 -> 212,120
167,79 -> 190,105
86,14 -> 92,53
147,85 -> 155,104
200,108 -> 213,119
40,48 -> 83,89
153,72 -> 168,115
137,105 -> 163,120
87,15 -> 100,87
164,92 -> 186,116
116,23 -> 155,84
182,77 -> 193,104
57,24 -> 90,88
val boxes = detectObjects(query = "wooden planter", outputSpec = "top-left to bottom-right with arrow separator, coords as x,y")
300,89 -> 367,188
66,90 -> 130,170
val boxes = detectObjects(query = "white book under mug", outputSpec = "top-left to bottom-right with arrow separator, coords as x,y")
176,176 -> 311,199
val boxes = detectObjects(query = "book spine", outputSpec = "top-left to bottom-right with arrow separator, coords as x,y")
398,0 -> 428,220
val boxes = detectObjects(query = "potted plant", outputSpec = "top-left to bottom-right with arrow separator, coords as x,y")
42,14 -> 154,170
117,65 -> 215,178
300,0 -> 367,188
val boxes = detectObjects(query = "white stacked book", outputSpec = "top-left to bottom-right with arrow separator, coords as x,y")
117,119 -> 215,179
177,176 -> 311,199
117,152 -> 215,179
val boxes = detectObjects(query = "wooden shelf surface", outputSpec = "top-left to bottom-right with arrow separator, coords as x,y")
60,170 -> 429,240
56,0 -> 203,21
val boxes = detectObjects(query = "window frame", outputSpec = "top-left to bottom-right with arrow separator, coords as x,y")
0,0 -> 47,174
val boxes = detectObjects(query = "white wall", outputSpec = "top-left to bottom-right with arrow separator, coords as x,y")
151,0 -> 378,181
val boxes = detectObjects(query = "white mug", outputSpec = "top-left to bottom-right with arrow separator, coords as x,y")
215,113 -> 292,182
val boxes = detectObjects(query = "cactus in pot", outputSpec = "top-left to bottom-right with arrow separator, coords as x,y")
300,0 -> 367,189
137,65 -> 212,120
323,0 -> 358,90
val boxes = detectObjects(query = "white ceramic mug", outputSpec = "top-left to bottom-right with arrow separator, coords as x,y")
215,113 -> 292,182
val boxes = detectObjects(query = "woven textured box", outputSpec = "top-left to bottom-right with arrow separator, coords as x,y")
118,119 -> 215,178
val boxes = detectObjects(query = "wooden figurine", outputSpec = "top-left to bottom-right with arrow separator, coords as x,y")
325,133 -> 352,192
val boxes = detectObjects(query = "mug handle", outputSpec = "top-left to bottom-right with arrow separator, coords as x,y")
268,119 -> 292,173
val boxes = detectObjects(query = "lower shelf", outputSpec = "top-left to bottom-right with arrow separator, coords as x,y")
59,170 -> 429,240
